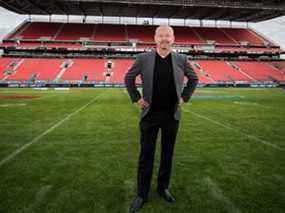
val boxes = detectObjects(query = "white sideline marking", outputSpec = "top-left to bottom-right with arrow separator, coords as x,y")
203,177 -> 242,213
124,179 -> 135,213
27,185 -> 52,211
0,103 -> 27,107
39,94 -> 60,100
34,88 -> 49,90
0,93 -> 103,167
183,109 -> 283,151
233,101 -> 270,108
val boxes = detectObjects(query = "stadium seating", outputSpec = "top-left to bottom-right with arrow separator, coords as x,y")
60,59 -> 106,81
5,58 -> 64,81
233,61 -> 285,82
106,59 -> 134,83
0,57 -> 13,79
195,60 -> 252,82
55,23 -> 94,41
267,61 -> 285,74
172,26 -> 203,44
59,58 -> 138,83
1,57 -> 285,83
215,46 -> 281,54
94,24 -> 127,42
188,61 -> 215,84
5,22 -> 274,47
221,28 -> 269,46
1,21 -> 284,84
127,25 -> 155,43
12,22 -> 61,39
194,27 -> 237,44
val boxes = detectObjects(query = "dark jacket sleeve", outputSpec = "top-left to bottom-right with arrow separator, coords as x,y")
181,55 -> 199,102
124,54 -> 142,103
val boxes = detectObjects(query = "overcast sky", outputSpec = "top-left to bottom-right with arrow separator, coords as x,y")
0,6 -> 284,49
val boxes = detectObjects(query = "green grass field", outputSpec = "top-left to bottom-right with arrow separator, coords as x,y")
0,87 -> 284,213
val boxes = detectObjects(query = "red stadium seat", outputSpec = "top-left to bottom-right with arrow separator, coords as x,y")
60,59 -> 106,81
221,28 -> 269,46
233,61 -> 285,82
94,24 -> 127,42
5,22 -> 274,48
55,23 -> 94,41
194,27 -> 237,45
196,60 -> 252,82
13,22 -> 61,39
6,58 -> 64,81
1,57 -> 285,83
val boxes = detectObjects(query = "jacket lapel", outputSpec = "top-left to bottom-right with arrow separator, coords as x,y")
171,51 -> 181,99
145,49 -> 155,103
147,49 -> 180,103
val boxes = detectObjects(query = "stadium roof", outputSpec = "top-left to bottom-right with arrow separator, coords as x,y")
1,0 -> 285,22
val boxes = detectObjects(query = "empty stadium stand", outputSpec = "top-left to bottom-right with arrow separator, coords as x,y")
1,56 -> 285,84
233,61 -> 285,82
195,60 -> 252,82
4,58 -> 64,81
221,28 -> 271,46
60,59 -> 106,82
3,22 -> 277,47
55,23 -> 94,41
0,14 -> 284,87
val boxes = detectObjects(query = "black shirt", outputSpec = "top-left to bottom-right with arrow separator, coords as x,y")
149,51 -> 178,113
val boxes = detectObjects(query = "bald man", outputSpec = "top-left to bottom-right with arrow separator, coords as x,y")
125,25 -> 199,212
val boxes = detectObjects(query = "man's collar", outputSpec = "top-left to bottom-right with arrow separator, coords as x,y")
154,48 -> 173,58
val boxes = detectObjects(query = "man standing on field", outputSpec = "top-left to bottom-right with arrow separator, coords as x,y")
124,25 -> 199,212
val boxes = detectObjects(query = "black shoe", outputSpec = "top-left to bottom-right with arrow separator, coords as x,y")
129,196 -> 147,212
157,188 -> 176,203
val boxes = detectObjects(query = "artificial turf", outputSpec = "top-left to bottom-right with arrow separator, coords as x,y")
0,87 -> 284,213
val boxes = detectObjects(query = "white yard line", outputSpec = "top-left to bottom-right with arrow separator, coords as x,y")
26,185 -> 53,211
183,108 -> 284,151
0,103 -> 27,107
38,94 -> 61,100
0,93 -> 104,167
233,101 -> 272,109
124,179 -> 135,213
203,176 -> 242,213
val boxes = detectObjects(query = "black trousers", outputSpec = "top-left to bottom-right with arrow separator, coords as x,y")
137,108 -> 180,199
